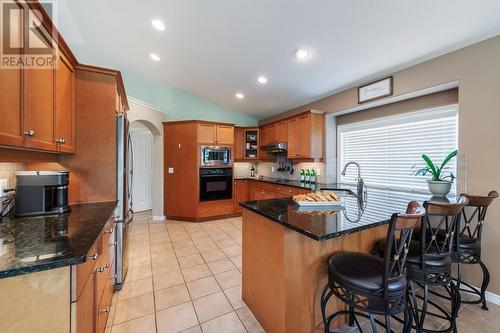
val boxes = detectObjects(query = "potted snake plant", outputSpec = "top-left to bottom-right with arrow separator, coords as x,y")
412,150 -> 458,197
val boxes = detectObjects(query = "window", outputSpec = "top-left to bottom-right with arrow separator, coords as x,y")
337,105 -> 458,194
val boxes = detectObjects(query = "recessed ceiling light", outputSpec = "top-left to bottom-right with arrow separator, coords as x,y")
294,48 -> 311,60
235,93 -> 244,99
151,19 -> 166,31
149,53 -> 160,61
257,76 -> 268,84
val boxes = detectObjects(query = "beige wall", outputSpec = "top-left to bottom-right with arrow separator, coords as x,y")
127,98 -> 168,219
271,36 -> 500,293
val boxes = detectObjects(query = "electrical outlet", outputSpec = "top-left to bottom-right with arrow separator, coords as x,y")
0,179 -> 7,197
168,167 -> 174,174
316,168 -> 321,176
271,166 -> 275,173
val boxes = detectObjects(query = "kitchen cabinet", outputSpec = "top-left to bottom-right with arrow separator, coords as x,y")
77,269 -> 96,333
287,111 -> 324,159
234,180 -> 249,213
198,200 -> 234,218
197,123 -> 234,145
234,128 -> 245,161
275,121 -> 288,143
54,52 -> 75,153
263,124 -> 276,145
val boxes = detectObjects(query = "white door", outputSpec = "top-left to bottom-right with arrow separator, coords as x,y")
130,127 -> 153,212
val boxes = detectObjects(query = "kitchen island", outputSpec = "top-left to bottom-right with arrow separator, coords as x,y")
240,186 -> 451,333
0,201 -> 117,333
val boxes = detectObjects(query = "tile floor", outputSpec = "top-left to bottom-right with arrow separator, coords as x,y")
108,211 -> 500,333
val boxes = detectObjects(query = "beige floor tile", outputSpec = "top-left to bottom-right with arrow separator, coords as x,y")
236,307 -> 265,332
113,293 -> 155,324
118,276 -> 153,301
224,285 -> 244,310
151,243 -> 174,253
200,249 -> 226,263
214,269 -> 241,289
155,284 -> 191,311
106,301 -> 117,327
216,238 -> 238,248
111,313 -> 156,333
194,241 -> 219,252
129,255 -> 152,268
192,291 -> 233,323
179,325 -> 202,333
186,276 -> 221,299
126,264 -> 152,282
152,258 -> 180,275
153,270 -> 185,291
172,239 -> 195,249
156,301 -> 199,333
181,264 -> 212,282
229,255 -> 242,268
207,258 -> 236,275
221,245 -> 241,257
150,236 -> 173,246
175,246 -> 200,258
200,311 -> 246,333
177,254 -> 205,268
151,250 -> 178,264
210,232 -> 230,241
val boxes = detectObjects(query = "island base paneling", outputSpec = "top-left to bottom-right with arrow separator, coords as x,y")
241,209 -> 388,333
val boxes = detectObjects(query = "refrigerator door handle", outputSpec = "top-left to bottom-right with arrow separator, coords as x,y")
127,133 -> 135,213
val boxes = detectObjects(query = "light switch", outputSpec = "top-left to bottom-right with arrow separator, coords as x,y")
168,167 -> 174,174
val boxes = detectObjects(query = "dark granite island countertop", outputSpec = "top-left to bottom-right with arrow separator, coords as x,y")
240,185 -> 455,241
0,201 -> 117,279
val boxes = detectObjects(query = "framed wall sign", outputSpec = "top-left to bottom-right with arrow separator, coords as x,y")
358,76 -> 393,104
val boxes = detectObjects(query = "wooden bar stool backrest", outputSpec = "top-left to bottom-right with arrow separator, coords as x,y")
383,201 -> 425,297
459,191 -> 498,241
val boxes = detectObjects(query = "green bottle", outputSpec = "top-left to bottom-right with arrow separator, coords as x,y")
310,169 -> 316,184
300,169 -> 305,182
305,169 -> 310,183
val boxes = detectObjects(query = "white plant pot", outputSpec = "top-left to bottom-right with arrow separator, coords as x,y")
427,180 -> 452,197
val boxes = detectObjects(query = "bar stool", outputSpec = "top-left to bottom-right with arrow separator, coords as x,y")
320,201 -> 425,333
454,191 -> 498,310
405,197 -> 467,333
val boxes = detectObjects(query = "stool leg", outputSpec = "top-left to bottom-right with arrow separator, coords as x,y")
455,262 -> 463,316
450,281 -> 460,333
384,314 -> 391,333
409,281 -> 422,333
369,313 -> 378,333
418,284 -> 430,331
320,284 -> 333,333
403,306 -> 412,333
348,305 -> 355,327
479,260 -> 490,311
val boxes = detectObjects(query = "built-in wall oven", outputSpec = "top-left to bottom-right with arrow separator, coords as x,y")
200,168 -> 233,201
200,146 -> 232,168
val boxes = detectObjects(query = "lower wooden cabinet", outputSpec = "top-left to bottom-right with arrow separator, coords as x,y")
74,216 -> 116,333
198,200 -> 234,218
234,180 -> 249,213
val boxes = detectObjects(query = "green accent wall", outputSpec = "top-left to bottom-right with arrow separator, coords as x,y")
126,82 -> 258,126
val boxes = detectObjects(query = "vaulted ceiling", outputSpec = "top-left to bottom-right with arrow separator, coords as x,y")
54,0 -> 500,118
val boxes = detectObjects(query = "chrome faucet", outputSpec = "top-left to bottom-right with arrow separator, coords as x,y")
341,162 -> 367,208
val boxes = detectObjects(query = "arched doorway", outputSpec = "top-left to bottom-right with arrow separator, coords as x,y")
130,121 -> 153,212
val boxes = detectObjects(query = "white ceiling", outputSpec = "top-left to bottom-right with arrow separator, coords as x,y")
54,0 -> 500,119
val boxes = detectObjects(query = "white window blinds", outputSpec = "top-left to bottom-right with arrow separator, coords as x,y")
337,105 -> 458,194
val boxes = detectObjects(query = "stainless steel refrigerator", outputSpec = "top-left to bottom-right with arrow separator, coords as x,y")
115,114 -> 134,290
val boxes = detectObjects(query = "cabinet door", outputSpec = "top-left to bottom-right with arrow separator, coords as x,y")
266,124 -> 276,144
234,128 -> 245,161
297,114 -> 311,157
234,180 -> 249,213
287,118 -> 298,158
197,123 -> 216,144
24,26 -> 56,151
55,52 -> 75,153
275,121 -> 287,143
77,270 -> 96,333
0,4 -> 24,147
216,125 -> 234,145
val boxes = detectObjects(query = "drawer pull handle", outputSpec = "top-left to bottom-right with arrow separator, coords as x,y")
99,307 -> 111,313
88,253 -> 99,260
103,228 -> 114,234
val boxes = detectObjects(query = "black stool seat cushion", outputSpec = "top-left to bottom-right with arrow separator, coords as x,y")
455,235 -> 481,251
328,252 -> 406,294
373,240 -> 451,269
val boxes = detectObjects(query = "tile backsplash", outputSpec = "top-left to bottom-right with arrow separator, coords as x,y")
235,160 -> 329,183
0,163 -> 25,190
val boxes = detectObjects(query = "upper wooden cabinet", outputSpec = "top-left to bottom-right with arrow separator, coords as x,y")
197,123 -> 234,145
234,127 -> 245,161
286,118 -> 298,158
55,52 -> 75,153
288,112 -> 324,159
275,121 -> 288,143
234,127 -> 259,161
263,124 -> 276,145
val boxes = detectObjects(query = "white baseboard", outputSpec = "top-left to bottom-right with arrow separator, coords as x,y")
486,290 -> 500,306
152,215 -> 166,221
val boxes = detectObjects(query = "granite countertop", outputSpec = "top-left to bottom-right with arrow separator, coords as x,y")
0,201 -> 117,279
240,185 -> 456,241
234,176 -> 333,191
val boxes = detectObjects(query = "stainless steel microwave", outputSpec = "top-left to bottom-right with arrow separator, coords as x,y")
200,146 -> 232,168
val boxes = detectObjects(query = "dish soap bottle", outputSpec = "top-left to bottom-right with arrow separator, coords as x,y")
300,169 -> 305,182
310,169 -> 316,184
250,166 -> 256,178
305,169 -> 310,183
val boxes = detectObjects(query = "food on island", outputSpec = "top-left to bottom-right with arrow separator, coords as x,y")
293,191 -> 340,203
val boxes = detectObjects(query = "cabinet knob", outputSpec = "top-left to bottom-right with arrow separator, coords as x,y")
61,138 -> 66,144
103,228 -> 114,234
88,253 -> 99,261
24,130 -> 35,137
